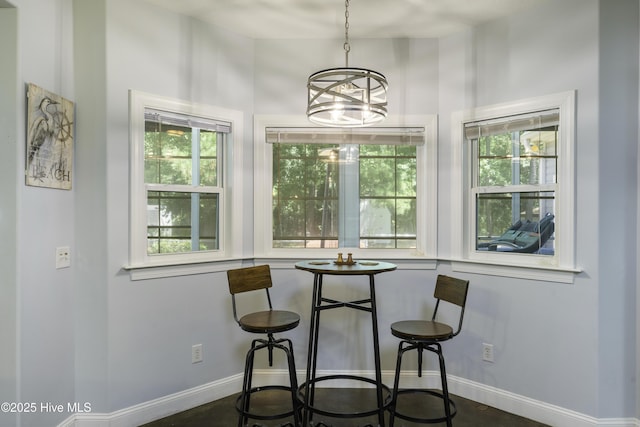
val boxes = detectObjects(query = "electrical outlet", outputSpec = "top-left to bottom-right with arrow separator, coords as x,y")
192,344 -> 203,363
56,246 -> 71,269
482,343 -> 494,362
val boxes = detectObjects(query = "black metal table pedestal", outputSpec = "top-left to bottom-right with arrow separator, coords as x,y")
295,260 -> 397,427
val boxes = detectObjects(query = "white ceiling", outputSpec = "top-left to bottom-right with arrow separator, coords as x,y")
141,0 -> 540,39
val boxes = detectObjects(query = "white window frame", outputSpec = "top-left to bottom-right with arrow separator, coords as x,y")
450,91 -> 579,282
127,91 -> 244,278
254,114 -> 437,261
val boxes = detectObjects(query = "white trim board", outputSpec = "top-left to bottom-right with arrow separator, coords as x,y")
59,374 -> 243,427
58,370 -> 639,427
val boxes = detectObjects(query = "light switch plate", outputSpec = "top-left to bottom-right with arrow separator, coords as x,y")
192,344 -> 203,363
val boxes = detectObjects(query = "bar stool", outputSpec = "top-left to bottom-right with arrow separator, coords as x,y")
389,274 -> 470,427
227,264 -> 302,427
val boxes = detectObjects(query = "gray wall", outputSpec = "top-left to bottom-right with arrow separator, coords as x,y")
0,6 -> 18,427
101,0 -> 257,413
597,1 -> 639,417
3,0 -> 638,425
438,0 -> 602,415
73,0 -> 108,412
11,0 -> 77,426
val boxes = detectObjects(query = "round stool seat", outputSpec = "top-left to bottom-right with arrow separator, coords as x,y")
239,310 -> 300,334
391,320 -> 453,341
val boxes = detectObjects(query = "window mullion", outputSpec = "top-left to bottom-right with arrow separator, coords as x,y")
511,132 -> 521,224
339,145 -> 360,247
191,129 -> 201,251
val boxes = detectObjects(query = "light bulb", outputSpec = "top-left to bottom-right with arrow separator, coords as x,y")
330,102 -> 345,121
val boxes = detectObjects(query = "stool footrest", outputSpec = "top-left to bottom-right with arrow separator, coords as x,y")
390,388 -> 456,424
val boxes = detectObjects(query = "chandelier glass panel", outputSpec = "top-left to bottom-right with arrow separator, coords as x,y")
306,0 -> 388,127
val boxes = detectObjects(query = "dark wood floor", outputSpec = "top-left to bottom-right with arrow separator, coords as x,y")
141,388 -> 550,426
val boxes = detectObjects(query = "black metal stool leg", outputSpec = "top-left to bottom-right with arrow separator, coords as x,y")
236,337 -> 301,427
389,341 -> 405,427
435,343 -> 453,427
389,340 -> 456,426
283,338 -> 301,427
238,340 -> 259,427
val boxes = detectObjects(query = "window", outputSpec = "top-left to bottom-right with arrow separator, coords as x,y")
129,91 -> 244,272
468,109 -> 558,255
451,91 -> 576,277
254,115 -> 437,259
144,109 -> 226,255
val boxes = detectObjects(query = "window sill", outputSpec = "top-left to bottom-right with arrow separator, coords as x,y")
123,256 -> 438,280
123,256 -> 580,283
123,258 -> 250,281
449,258 -> 581,284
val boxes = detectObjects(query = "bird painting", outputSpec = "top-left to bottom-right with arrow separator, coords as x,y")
25,83 -> 74,190
27,96 -> 58,165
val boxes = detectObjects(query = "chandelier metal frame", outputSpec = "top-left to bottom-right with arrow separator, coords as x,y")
306,0 -> 388,127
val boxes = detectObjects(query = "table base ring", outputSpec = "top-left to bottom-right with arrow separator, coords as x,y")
298,374 -> 391,419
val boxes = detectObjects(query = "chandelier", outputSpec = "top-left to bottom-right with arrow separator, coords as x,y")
306,0 -> 388,127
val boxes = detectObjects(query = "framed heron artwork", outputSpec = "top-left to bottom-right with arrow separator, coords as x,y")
25,83 -> 74,190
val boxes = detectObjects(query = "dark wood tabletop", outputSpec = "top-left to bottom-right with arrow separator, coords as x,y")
294,259 -> 397,275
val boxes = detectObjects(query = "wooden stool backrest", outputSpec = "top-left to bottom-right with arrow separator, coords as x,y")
227,265 -> 274,324
432,274 -> 470,337
228,265 -> 273,295
433,275 -> 469,308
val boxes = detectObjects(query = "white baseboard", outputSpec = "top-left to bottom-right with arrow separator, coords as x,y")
59,374 -> 244,427
58,370 -> 640,427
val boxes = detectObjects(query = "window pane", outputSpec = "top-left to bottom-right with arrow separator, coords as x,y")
272,140 -> 418,250
360,237 -> 417,249
273,158 -> 306,198
360,198 -> 394,240
396,158 -> 417,197
145,122 -> 193,185
396,238 -> 417,249
198,193 -> 219,249
200,130 -> 219,186
360,145 -> 417,249
144,121 -> 220,187
147,191 -> 219,254
360,144 -> 396,156
272,143 -> 339,248
273,199 -> 305,240
396,198 -> 417,236
360,158 -> 396,197
476,128 -> 557,187
306,199 -> 338,240
476,191 -> 555,254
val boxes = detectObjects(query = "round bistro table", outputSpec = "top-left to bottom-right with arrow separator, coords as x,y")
294,259 -> 397,427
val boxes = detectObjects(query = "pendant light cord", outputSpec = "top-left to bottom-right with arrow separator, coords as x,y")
344,0 -> 350,67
